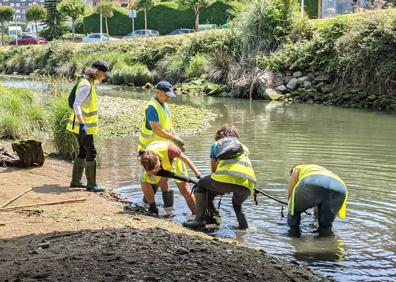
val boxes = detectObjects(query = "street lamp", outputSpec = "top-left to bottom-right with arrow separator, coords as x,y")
14,0 -> 18,46
99,0 -> 103,41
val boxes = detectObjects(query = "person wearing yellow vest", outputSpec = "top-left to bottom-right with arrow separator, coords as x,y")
138,141 -> 201,215
138,81 -> 186,208
66,61 -> 112,192
287,164 -> 348,237
184,124 -> 256,230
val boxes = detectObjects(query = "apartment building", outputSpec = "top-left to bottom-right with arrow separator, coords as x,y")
0,0 -> 45,22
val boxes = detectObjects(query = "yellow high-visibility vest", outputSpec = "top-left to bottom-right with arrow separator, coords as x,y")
289,164 -> 348,218
66,79 -> 98,135
138,98 -> 172,152
142,141 -> 189,184
211,144 -> 256,191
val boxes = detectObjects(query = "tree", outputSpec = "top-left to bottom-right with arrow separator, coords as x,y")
57,0 -> 87,41
26,4 -> 47,40
133,0 -> 156,31
96,1 -> 114,35
179,0 -> 214,31
42,0 -> 68,40
0,6 -> 15,46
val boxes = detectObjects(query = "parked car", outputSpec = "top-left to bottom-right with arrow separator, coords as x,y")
82,33 -> 119,42
169,28 -> 194,35
9,34 -> 47,46
123,29 -> 159,39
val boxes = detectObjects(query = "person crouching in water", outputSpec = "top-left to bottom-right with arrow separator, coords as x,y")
183,124 -> 256,230
139,141 -> 201,215
287,164 -> 348,237
67,61 -> 112,192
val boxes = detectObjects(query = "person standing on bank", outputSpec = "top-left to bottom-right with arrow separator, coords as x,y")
287,164 -> 348,237
138,81 -> 187,208
183,124 -> 256,230
66,61 -> 112,192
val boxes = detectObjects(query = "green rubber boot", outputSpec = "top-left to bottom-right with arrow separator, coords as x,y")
85,160 -> 104,192
183,193 -> 206,229
162,190 -> 174,208
70,158 -> 86,188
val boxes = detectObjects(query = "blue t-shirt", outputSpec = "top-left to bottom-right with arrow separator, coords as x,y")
145,98 -> 170,130
210,143 -> 217,159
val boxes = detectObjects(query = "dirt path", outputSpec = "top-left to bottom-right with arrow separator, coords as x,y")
0,159 -> 328,281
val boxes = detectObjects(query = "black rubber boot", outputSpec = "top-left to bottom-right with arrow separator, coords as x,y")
318,226 -> 334,237
183,193 -> 206,229
148,203 -> 159,215
70,158 -> 86,188
162,190 -> 174,208
85,160 -> 104,192
236,213 -> 248,229
143,185 -> 159,204
288,227 -> 301,238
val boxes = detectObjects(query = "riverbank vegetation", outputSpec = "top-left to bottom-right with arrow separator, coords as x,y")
0,84 -> 217,159
0,3 -> 395,110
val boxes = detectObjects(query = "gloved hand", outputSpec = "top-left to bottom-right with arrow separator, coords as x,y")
79,123 -> 87,138
172,136 -> 185,151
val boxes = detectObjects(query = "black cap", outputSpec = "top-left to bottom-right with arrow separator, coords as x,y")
155,81 -> 175,97
92,60 -> 112,78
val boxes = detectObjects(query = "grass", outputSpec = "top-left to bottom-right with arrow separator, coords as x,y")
0,86 -> 45,139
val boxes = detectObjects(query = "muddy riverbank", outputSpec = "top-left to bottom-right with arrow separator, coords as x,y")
0,158 -> 327,281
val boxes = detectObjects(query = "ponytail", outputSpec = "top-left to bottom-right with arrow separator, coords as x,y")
139,150 -> 159,171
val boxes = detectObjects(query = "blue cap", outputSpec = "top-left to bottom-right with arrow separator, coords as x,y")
155,81 -> 175,97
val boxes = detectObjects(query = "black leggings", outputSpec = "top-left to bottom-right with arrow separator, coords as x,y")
197,175 -> 251,214
77,134 -> 96,161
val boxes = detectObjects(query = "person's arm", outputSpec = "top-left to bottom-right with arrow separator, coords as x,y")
210,158 -> 217,173
209,143 -> 218,173
72,83 -> 91,124
178,152 -> 201,177
150,121 -> 177,140
288,167 -> 300,200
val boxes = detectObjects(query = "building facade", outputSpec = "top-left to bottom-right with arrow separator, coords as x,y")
0,0 -> 45,22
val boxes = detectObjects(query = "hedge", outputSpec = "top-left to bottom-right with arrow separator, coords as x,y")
83,1 -> 233,36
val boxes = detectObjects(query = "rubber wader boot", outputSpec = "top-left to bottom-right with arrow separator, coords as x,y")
143,185 -> 159,204
288,227 -> 301,238
162,190 -> 174,208
70,158 -> 86,188
149,202 -> 159,215
236,213 -> 248,229
85,160 -> 104,192
183,193 -> 206,229
318,227 -> 334,237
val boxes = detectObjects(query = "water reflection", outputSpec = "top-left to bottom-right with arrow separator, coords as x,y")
291,237 -> 347,262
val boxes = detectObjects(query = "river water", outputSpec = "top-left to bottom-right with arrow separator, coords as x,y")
2,78 -> 395,281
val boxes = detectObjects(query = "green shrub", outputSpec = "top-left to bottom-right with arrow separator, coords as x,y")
186,53 -> 208,78
0,87 -> 44,139
0,113 -> 23,139
154,54 -> 186,83
48,95 -> 78,160
111,63 -> 153,86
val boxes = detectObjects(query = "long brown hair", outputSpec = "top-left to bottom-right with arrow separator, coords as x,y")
84,67 -> 99,81
215,123 -> 240,141
138,150 -> 159,171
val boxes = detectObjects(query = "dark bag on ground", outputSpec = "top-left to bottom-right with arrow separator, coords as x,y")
12,140 -> 45,167
215,137 -> 244,160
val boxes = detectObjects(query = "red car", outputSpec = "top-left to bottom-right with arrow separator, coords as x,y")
9,34 -> 47,46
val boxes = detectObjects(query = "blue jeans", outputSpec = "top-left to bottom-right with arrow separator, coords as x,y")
288,175 -> 346,229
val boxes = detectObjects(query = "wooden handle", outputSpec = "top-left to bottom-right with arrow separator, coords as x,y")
0,187 -> 32,208
0,198 -> 87,212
